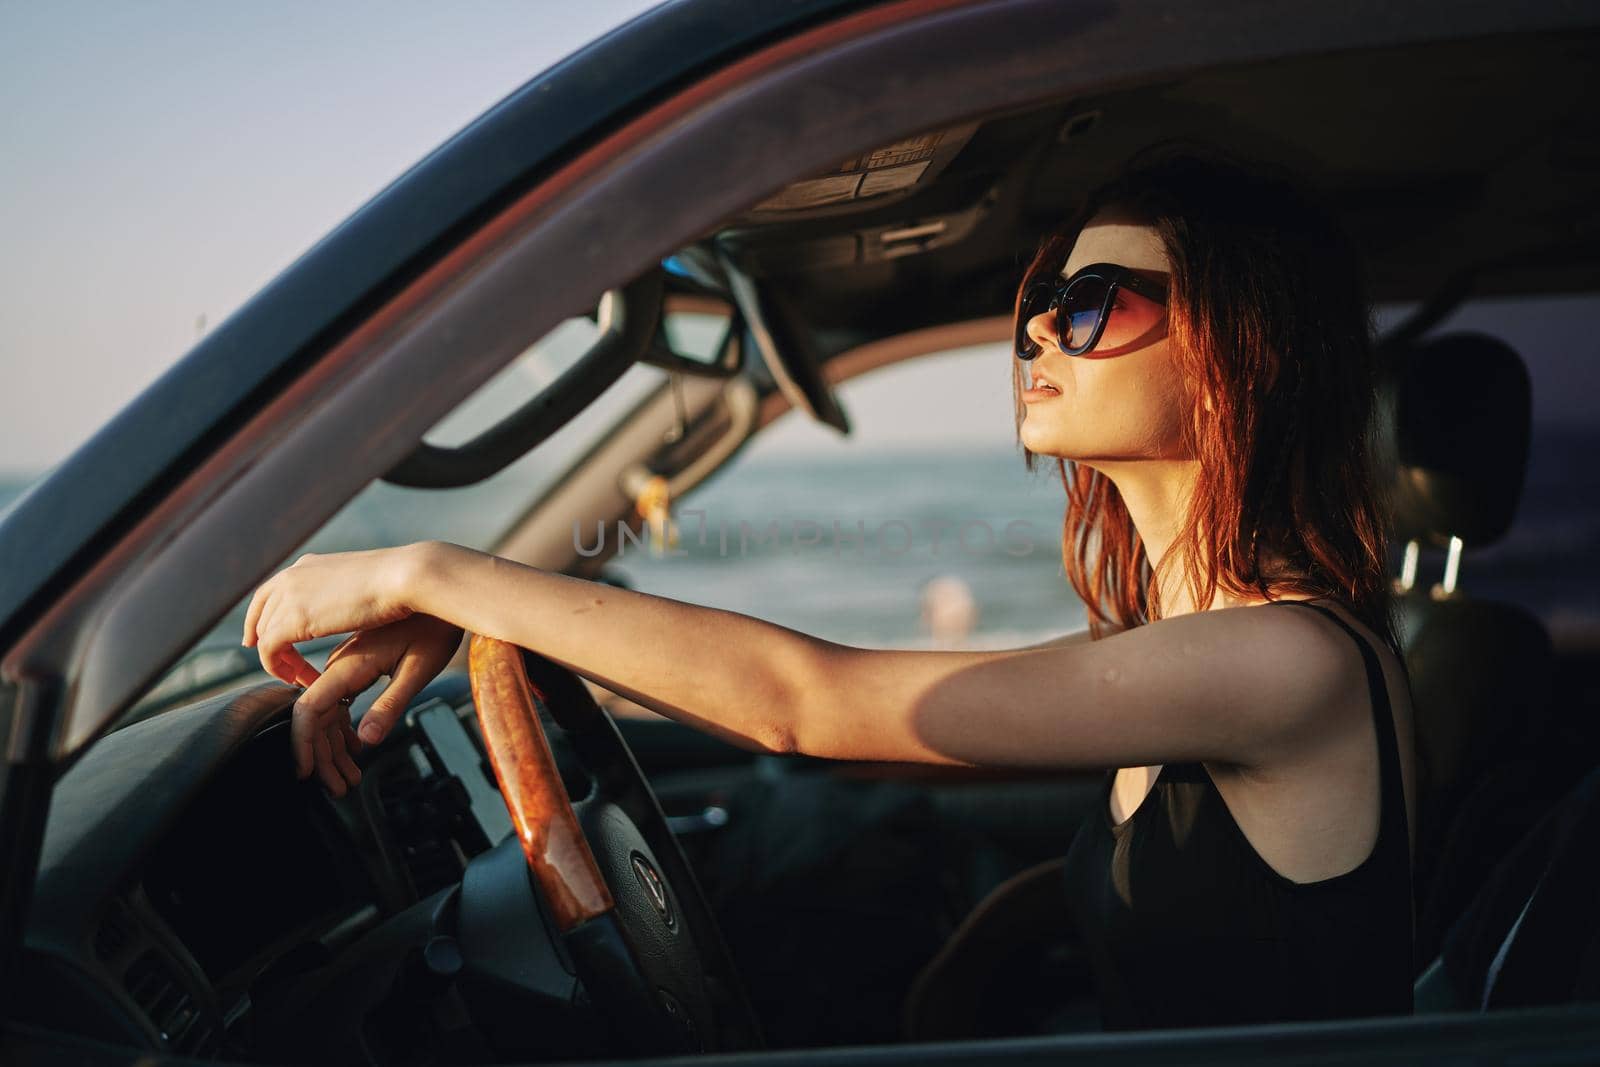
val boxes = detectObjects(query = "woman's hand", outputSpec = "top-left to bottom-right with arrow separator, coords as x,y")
288,613 -> 465,794
243,544 -> 427,687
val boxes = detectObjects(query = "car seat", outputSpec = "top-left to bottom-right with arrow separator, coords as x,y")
1379,331 -> 1563,969
1414,763 -> 1600,1009
900,856 -> 1095,1039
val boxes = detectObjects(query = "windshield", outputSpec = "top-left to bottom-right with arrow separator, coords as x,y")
127,315 -> 669,719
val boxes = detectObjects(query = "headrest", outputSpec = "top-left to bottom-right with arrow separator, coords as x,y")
1406,597 -> 1553,798
1382,332 -> 1532,548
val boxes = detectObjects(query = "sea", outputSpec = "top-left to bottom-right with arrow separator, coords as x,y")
2,423 -> 1597,662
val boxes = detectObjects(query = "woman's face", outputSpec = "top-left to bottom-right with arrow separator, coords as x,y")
1018,209 -> 1191,466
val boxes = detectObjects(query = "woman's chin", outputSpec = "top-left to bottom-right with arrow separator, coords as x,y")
1019,420 -> 1067,458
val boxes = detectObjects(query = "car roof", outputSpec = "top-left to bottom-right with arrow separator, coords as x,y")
712,31 -> 1600,366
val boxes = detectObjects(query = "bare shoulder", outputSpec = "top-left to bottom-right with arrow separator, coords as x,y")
1120,599 -> 1364,710
869,592 -> 1407,773
1262,598 -> 1418,840
1266,599 -> 1414,747
1094,596 -> 1385,764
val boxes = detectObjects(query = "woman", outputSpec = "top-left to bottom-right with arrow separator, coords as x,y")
243,146 -> 1417,1031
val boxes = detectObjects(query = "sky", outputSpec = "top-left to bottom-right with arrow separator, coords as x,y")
0,1 -> 662,476
3,2 -> 1596,480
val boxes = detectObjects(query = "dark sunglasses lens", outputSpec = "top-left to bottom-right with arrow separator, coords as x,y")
1059,276 -> 1110,353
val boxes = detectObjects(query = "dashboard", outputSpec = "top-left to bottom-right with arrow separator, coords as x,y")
14,668 -> 1099,1062
16,675 -> 572,1062
141,722 -> 364,983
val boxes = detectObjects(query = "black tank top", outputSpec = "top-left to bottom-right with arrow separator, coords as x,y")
1059,599 -> 1414,1030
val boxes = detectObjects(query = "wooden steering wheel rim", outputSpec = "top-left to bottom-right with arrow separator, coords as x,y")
467,632 -> 614,932
466,631 -> 766,1054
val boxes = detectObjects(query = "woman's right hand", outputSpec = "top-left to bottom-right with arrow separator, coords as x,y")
291,613 -> 465,795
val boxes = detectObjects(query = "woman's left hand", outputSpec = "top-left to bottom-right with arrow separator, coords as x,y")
243,543 -> 428,687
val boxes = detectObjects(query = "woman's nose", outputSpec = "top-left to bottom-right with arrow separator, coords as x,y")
1024,310 -> 1059,355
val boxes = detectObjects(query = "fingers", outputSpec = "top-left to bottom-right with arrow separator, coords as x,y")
303,707 -> 361,797
245,548 -> 413,677
292,702 -> 328,784
311,727 -> 342,796
327,719 -> 362,792
324,631 -> 363,664
248,578 -> 333,683
257,599 -> 319,687
355,616 -> 464,745
271,646 -> 318,689
280,651 -> 320,690
340,717 -> 364,758
292,655 -> 381,781
281,615 -> 459,793
357,652 -> 432,746
243,583 -> 268,648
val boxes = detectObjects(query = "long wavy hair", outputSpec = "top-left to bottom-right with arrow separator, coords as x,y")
1012,145 -> 1401,656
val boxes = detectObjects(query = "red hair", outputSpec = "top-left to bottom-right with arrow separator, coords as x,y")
1013,146 -> 1400,654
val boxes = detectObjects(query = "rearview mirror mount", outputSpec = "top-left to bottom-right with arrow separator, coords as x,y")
638,293 -> 743,378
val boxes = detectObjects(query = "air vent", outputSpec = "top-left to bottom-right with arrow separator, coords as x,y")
124,949 -> 217,1055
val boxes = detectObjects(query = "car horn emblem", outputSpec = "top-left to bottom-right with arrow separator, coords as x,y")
631,854 -> 674,927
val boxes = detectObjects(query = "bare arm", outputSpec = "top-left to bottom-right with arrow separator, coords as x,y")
409,543 -> 1356,771
411,543 -> 829,756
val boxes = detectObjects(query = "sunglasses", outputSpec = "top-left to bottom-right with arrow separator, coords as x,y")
1015,261 -> 1169,360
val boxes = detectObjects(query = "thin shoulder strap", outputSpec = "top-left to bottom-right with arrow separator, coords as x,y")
1274,601 -> 1410,851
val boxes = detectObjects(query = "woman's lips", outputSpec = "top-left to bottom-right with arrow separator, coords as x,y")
1022,375 -> 1062,403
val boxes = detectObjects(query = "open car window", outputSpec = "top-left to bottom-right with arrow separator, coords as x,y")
127,316 -> 670,721
612,341 -> 1088,650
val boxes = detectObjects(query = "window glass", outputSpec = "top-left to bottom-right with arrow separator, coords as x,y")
131,317 -> 666,715
613,341 -> 1085,650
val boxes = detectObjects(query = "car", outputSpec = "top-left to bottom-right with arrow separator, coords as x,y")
3,0 -> 1600,1063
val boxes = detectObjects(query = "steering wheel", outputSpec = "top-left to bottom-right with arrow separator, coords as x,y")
467,634 -> 764,1055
